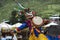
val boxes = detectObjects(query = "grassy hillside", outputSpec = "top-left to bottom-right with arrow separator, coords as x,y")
0,0 -> 60,22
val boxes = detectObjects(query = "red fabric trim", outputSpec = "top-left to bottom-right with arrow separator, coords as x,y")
16,28 -> 20,31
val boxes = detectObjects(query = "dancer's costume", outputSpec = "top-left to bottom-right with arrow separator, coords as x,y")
15,16 -> 48,40
13,8 -> 48,40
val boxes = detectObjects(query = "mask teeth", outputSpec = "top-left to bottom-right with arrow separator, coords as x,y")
26,13 -> 33,17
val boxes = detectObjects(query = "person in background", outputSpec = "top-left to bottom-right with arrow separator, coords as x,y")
58,35 -> 60,39
9,10 -> 19,25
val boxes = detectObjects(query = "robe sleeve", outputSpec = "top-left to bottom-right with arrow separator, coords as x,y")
16,22 -> 27,31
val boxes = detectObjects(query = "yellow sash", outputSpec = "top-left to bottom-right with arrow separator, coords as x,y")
29,25 -> 48,40
29,33 -> 48,40
29,28 -> 48,40
38,34 -> 48,40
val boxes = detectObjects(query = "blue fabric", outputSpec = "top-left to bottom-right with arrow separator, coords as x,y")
54,37 -> 59,40
18,22 -> 27,30
56,36 -> 60,40
34,28 -> 39,37
51,37 -> 59,40
46,35 -> 59,40
39,27 -> 42,31
46,35 -> 52,40
14,30 -> 17,33
34,27 -> 42,37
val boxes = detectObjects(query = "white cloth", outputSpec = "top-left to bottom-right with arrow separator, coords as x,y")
6,36 -> 12,39
1,37 -> 6,40
43,22 -> 58,27
12,23 -> 22,28
13,34 -> 17,40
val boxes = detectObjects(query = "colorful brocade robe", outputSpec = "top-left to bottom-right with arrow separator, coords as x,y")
15,20 -> 48,40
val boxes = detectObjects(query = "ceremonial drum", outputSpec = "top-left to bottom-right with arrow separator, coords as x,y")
32,16 -> 43,26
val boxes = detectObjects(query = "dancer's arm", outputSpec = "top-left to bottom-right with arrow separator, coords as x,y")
14,22 -> 27,32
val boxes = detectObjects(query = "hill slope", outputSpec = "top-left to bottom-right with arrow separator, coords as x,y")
0,0 -> 60,22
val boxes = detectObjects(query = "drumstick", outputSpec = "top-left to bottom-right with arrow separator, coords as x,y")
14,0 -> 25,9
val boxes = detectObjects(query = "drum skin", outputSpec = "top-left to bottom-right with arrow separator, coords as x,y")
32,16 -> 43,26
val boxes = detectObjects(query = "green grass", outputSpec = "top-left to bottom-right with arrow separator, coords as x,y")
0,0 -> 60,22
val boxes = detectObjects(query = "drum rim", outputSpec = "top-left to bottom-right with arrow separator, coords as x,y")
32,16 -> 43,26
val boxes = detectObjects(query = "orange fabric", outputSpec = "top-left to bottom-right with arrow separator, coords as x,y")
35,28 -> 40,33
